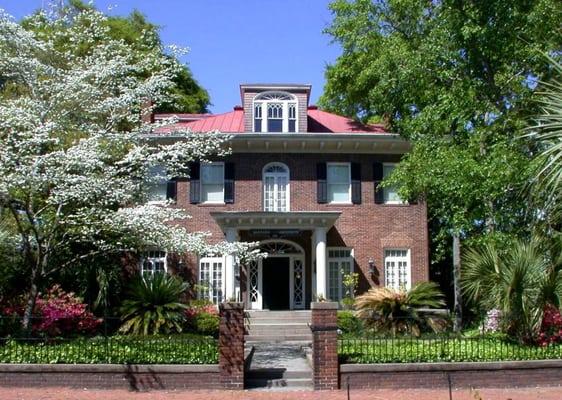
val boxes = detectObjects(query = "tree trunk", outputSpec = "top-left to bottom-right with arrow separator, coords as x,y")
22,268 -> 39,332
452,232 -> 462,332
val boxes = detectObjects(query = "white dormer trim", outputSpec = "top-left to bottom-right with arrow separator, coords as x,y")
253,91 -> 298,133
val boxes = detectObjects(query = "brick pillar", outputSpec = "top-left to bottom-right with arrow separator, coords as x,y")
311,302 -> 339,390
219,302 -> 245,390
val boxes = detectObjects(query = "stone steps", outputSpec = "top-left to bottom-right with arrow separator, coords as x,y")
245,311 -> 311,343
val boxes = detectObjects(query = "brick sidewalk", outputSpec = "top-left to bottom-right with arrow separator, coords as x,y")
1,387 -> 561,400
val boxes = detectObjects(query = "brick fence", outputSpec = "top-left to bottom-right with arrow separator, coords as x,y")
0,302 -> 246,391
310,302 -> 562,391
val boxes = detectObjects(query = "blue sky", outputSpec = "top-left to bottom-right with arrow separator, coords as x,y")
3,0 -> 341,113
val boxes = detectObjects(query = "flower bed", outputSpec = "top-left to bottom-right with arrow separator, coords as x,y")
0,334 -> 218,364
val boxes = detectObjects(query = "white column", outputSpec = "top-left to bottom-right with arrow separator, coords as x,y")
314,227 -> 327,300
225,228 -> 238,302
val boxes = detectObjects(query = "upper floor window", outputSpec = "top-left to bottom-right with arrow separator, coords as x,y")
263,162 -> 289,212
201,162 -> 224,203
383,163 -> 402,204
139,250 -> 167,277
146,165 -> 168,202
253,91 -> 298,133
327,163 -> 351,203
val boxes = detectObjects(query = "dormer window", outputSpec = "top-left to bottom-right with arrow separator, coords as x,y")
253,91 -> 298,133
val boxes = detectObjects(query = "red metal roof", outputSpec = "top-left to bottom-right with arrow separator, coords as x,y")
307,107 -> 386,133
155,106 -> 386,134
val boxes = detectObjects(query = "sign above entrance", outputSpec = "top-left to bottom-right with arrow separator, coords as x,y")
249,229 -> 301,238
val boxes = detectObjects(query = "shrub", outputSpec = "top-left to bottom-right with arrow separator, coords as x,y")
337,310 -> 363,336
0,285 -> 101,337
481,309 -> 503,334
119,273 -> 189,335
354,282 -> 447,336
538,304 -> 562,346
185,301 -> 219,336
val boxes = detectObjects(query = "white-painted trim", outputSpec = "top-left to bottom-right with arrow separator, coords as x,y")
139,250 -> 168,276
327,247 -> 354,302
382,162 -> 405,204
199,255 -> 226,305
252,91 -> 299,133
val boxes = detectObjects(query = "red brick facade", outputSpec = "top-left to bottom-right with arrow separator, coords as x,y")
172,152 -> 429,305
311,302 -> 339,390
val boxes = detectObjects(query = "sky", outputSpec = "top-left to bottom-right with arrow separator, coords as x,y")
2,0 -> 342,113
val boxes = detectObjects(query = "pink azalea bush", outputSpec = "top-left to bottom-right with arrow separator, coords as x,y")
185,302 -> 219,336
1,285 -> 101,337
537,304 -> 562,347
481,309 -> 502,334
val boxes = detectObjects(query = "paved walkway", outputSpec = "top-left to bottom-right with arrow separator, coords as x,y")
1,387 -> 562,399
249,342 -> 311,371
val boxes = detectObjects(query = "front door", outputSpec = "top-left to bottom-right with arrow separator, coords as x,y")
262,257 -> 290,310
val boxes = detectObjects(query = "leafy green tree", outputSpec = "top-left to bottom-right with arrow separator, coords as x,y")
23,0 -> 210,114
322,0 -> 560,248
321,0 -> 562,325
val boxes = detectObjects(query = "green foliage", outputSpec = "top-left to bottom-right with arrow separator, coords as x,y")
119,274 -> 189,335
355,282 -> 447,336
192,313 -> 219,337
321,0 -> 562,263
526,56 -> 562,227
0,334 -> 217,364
21,0 -> 210,114
339,336 -> 562,364
461,236 -> 562,342
337,310 -> 364,336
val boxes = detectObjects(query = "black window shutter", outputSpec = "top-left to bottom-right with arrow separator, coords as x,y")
373,162 -> 384,204
189,161 -> 200,204
317,163 -> 327,204
166,178 -> 177,202
351,162 -> 361,204
224,162 -> 235,204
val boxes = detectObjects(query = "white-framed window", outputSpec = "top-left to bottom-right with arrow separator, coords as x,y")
201,162 -> 224,203
199,256 -> 225,305
383,163 -> 403,204
253,91 -> 298,133
384,249 -> 411,290
139,250 -> 167,277
327,163 -> 351,203
263,162 -> 290,212
146,165 -> 168,203
327,248 -> 354,302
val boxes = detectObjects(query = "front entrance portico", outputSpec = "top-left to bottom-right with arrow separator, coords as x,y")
210,211 -> 341,310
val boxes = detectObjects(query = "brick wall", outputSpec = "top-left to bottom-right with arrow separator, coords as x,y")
173,152 -> 429,296
340,360 -> 562,390
311,302 -> 339,390
218,302 -> 245,389
0,364 -> 221,390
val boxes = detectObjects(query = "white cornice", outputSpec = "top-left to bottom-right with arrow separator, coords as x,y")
210,211 -> 341,232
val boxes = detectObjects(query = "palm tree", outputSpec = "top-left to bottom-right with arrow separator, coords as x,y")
354,282 -> 447,336
461,237 -> 562,342
119,273 -> 189,335
527,56 -> 562,225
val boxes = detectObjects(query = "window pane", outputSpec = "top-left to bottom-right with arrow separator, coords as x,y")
202,184 -> 223,202
328,183 -> 350,203
146,165 -> 167,201
202,164 -> 223,183
328,165 -> 350,183
288,120 -> 296,132
268,119 -> 283,132
254,119 -> 262,132
383,164 -> 401,203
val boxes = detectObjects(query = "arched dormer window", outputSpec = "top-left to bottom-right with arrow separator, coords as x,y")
263,162 -> 290,212
253,91 -> 298,133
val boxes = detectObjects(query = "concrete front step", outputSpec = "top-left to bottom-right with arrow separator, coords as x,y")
246,368 -> 312,389
245,334 -> 312,343
245,311 -> 311,318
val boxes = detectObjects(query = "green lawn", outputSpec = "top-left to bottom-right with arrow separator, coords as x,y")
0,334 -> 218,364
338,336 -> 562,364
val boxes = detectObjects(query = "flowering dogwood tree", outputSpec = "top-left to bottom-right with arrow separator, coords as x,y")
0,9 -> 258,329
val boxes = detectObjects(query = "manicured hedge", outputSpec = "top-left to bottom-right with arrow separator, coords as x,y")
0,334 -> 218,364
339,336 -> 562,364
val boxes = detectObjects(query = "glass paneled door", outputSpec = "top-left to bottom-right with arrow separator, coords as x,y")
263,163 -> 289,212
